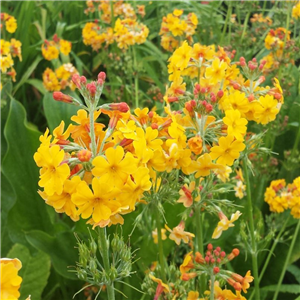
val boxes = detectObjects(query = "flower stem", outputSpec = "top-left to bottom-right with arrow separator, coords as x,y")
243,157 -> 260,300
273,219 -> 300,300
259,216 -> 290,282
98,227 -> 115,300
220,2 -> 231,45
154,204 -> 167,282
89,106 -> 97,157
195,205 -> 205,295
210,272 -> 215,300
241,11 -> 250,43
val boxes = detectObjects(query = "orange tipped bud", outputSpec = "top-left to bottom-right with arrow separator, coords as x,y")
77,149 -> 92,162
195,252 -> 205,264
227,248 -> 240,261
181,272 -> 197,281
109,102 -> 129,113
53,91 -> 73,103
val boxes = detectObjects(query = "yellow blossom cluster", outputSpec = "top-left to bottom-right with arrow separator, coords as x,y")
292,1 -> 300,19
41,34 -> 72,61
84,0 -> 145,22
250,13 -> 272,26
261,27 -> 294,73
82,18 -> 149,51
82,0 -> 148,51
0,14 -> 22,83
42,63 -> 78,91
1,13 -> 17,33
264,177 -> 300,218
159,9 -> 198,52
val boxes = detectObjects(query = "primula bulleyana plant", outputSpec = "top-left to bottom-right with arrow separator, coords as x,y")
33,35 -> 284,299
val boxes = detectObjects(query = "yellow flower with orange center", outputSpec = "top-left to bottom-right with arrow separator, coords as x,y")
165,221 -> 195,245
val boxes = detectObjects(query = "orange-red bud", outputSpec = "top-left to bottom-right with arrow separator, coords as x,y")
77,149 -> 92,162
109,102 -> 129,113
53,91 -> 73,103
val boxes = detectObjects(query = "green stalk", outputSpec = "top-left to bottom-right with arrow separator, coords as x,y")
133,46 -> 139,108
259,216 -> 290,282
154,204 -> 167,282
98,227 -> 115,300
89,106 -> 97,157
210,272 -> 215,300
220,3 -> 231,45
241,11 -> 250,43
273,219 -> 300,300
243,157 -> 260,300
195,205 -> 205,295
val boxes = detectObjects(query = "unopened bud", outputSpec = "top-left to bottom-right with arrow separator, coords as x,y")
77,149 -> 92,162
98,71 -> 106,81
213,267 -> 220,274
109,102 -> 129,112
80,76 -> 87,84
248,94 -> 255,102
217,90 -> 224,98
168,96 -> 179,103
87,82 -> 97,97
72,74 -> 81,88
53,91 -> 73,103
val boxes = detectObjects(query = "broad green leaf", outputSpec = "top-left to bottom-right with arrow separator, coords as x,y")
25,79 -> 47,95
26,230 -> 78,280
2,98 -> 53,246
43,91 -> 80,132
8,243 -> 51,300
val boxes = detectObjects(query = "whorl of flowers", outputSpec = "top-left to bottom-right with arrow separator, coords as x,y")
84,0 -> 145,22
264,177 -> 300,219
0,14 -> 22,83
159,9 -> 198,52
82,18 -> 149,51
41,34 -> 72,61
42,63 -> 79,91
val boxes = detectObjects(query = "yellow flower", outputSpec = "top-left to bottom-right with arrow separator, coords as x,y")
152,228 -> 167,244
187,291 -> 199,300
234,180 -> 246,199
168,41 -> 192,71
188,136 -> 203,155
92,146 -> 138,187
0,258 -> 22,300
41,44 -> 59,61
205,58 -> 227,85
292,2 -> 300,19
210,135 -> 245,166
59,39 -> 72,55
254,95 -> 279,125
165,221 -> 195,245
149,274 -> 170,299
223,109 -> 248,141
5,17 -> 17,33
188,153 -> 225,177
34,143 -> 70,196
212,211 -> 242,239
177,181 -> 200,207
38,176 -> 81,221
180,251 -> 194,274
215,166 -> 232,183
72,177 -> 117,223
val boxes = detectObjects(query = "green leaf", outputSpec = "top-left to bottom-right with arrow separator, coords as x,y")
26,230 -> 78,280
43,91 -> 79,132
7,244 -> 51,300
13,56 -> 43,94
2,98 -> 53,246
25,79 -> 47,95
260,284 -> 300,294
287,265 -> 300,284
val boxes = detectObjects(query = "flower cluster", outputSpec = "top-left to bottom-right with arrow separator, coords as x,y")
42,63 -> 79,91
0,14 -> 22,83
261,27 -> 297,74
82,1 -> 148,51
159,9 -> 198,52
264,176 -> 300,218
0,258 -> 22,300
292,1 -> 300,19
41,34 -> 72,61
180,244 -> 253,298
84,0 -> 145,22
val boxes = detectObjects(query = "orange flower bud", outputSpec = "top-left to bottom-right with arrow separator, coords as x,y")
77,149 -> 92,162
53,91 -> 73,103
